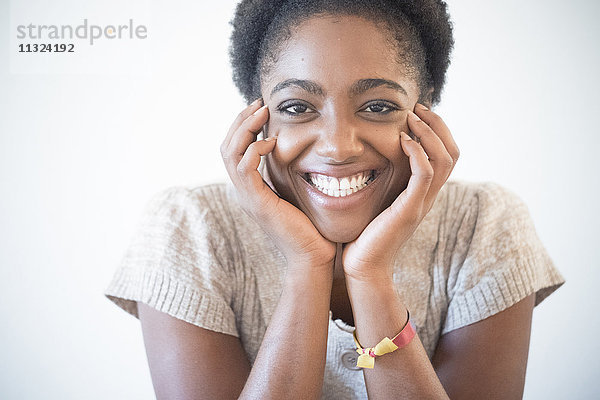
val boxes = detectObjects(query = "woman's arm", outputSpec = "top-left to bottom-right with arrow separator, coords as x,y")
347,278 -> 448,399
348,277 -> 535,399
239,264 -> 333,399
138,302 -> 250,399
138,261 -> 333,400
431,293 -> 535,399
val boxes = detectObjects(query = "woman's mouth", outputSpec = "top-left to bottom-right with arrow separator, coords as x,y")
303,170 -> 376,197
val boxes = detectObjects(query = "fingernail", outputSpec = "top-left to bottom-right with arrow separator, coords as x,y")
409,111 -> 421,121
251,98 -> 261,106
416,103 -> 429,111
401,131 -> 412,141
253,104 -> 267,115
264,136 -> 277,142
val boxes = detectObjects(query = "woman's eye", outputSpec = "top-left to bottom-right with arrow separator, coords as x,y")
362,101 -> 399,114
278,102 -> 315,116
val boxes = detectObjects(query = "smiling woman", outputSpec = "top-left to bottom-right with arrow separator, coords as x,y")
260,14 -> 425,243
104,1 -> 565,399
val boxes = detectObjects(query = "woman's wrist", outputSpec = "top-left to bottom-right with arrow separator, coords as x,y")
284,259 -> 334,287
343,262 -> 394,286
346,272 -> 397,300
347,277 -> 408,345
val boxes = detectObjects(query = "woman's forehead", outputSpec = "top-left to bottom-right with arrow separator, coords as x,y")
261,15 -> 419,97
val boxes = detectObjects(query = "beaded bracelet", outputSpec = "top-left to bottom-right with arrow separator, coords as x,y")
352,310 -> 416,369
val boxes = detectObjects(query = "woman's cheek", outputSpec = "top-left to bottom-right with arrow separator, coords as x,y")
264,121 -> 314,207
363,124 -> 406,162
267,121 -> 314,164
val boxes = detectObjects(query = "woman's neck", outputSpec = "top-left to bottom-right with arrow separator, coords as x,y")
330,243 -> 354,326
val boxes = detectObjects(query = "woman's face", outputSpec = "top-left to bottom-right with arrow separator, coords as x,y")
261,15 -> 422,243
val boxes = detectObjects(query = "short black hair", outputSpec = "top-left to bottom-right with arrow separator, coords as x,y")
229,0 -> 454,105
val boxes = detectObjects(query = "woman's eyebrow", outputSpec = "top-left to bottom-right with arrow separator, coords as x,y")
270,79 -> 325,97
349,78 -> 407,96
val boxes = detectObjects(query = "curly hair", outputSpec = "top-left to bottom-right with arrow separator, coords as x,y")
229,0 -> 454,105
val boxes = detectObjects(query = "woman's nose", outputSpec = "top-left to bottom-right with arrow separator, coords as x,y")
314,116 -> 364,163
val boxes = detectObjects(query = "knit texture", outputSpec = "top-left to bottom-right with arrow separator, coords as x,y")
104,180 -> 564,399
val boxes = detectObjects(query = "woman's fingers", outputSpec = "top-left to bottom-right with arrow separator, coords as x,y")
221,103 -> 280,218
220,98 -> 263,154
229,105 -> 269,158
414,104 -> 460,163
407,110 -> 453,187
236,137 -> 278,207
361,131 -> 432,251
394,131 -> 434,218
408,105 -> 459,210
222,105 -> 270,183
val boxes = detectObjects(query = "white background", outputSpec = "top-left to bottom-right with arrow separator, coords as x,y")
1,0 -> 598,398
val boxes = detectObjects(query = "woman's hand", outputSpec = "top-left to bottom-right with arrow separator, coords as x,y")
221,99 -> 337,270
342,104 -> 460,281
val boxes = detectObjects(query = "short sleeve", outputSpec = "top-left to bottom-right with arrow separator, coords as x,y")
442,182 -> 565,334
104,186 -> 239,337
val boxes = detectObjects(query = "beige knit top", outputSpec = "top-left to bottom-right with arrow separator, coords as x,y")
104,180 -> 564,399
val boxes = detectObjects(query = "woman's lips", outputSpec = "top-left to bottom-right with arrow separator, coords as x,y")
297,168 -> 384,210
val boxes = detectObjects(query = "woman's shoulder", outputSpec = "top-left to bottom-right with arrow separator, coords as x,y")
138,182 -> 247,238
434,180 -> 564,333
145,182 -> 240,215
441,179 -> 524,204
415,179 -> 535,256
147,182 -> 234,205
436,179 -> 529,222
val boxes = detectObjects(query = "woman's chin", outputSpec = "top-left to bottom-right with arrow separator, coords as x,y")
316,224 -> 365,244
308,210 -> 378,244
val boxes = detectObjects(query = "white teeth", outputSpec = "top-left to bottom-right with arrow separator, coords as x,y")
339,177 -> 350,190
329,177 -> 340,192
320,176 -> 326,188
308,171 -> 374,197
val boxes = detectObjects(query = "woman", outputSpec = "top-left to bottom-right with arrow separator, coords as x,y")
104,0 -> 565,398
